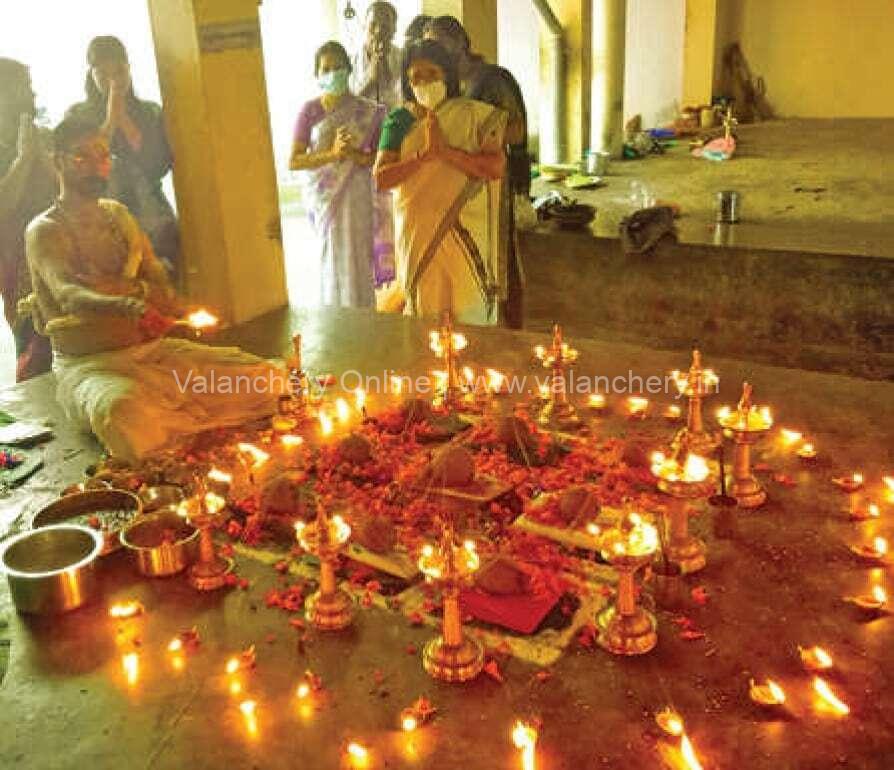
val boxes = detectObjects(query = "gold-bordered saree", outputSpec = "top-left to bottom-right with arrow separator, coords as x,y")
386,98 -> 508,326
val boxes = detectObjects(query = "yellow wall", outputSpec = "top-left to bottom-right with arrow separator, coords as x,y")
421,0 -> 499,62
714,0 -> 894,118
682,0 -> 717,106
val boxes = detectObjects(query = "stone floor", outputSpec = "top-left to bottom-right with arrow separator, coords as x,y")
535,118 -> 894,259
1,308 -> 893,769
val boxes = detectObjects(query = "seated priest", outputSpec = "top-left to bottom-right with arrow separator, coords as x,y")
23,116 -> 284,462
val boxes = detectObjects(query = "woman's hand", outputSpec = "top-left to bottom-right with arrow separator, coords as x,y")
421,112 -> 446,161
332,126 -> 355,160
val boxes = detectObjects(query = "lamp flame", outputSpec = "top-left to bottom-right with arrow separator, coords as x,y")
239,700 -> 258,736
281,434 -> 304,449
512,721 -> 537,770
627,397 -> 649,415
208,467 -> 233,484
186,308 -> 218,330
873,537 -> 888,557
655,708 -> 685,737
109,600 -> 143,619
486,368 -> 506,393
318,410 -> 334,437
122,652 -> 139,686
872,585 -> 887,605
346,742 -> 369,768
750,678 -> 786,705
296,682 -> 311,700
335,398 -> 351,424
813,677 -> 849,715
799,645 -> 833,671
679,734 -> 704,770
389,375 -> 404,395
781,428 -> 803,445
354,388 -> 366,411
588,393 -> 606,409
237,442 -> 270,467
402,714 -> 418,732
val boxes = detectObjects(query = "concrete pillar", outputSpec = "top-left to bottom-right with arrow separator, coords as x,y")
147,0 -> 287,326
421,0 -> 499,62
537,0 -> 591,164
682,0 -> 718,106
591,0 -> 626,157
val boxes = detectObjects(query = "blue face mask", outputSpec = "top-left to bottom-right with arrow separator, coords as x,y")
318,69 -> 349,95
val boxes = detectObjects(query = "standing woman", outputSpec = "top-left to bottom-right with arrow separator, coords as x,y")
67,36 -> 179,276
290,41 -> 392,308
0,59 -> 55,380
373,41 -> 507,326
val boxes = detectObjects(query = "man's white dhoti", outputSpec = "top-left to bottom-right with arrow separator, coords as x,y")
54,338 -> 285,462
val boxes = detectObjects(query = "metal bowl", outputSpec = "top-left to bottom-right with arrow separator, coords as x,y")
0,524 -> 103,614
120,510 -> 199,577
33,489 -> 142,555
138,484 -> 185,513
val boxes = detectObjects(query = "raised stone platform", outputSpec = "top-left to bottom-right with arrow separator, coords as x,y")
521,119 -> 894,380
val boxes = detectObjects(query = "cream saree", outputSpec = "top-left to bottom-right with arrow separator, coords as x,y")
388,98 -> 508,325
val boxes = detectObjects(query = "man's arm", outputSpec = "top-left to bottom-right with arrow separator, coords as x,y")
26,220 -> 145,318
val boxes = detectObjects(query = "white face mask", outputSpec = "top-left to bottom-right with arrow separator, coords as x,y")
412,80 -> 447,111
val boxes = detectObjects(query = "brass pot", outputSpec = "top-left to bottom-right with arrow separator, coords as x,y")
120,510 -> 199,577
0,524 -> 103,614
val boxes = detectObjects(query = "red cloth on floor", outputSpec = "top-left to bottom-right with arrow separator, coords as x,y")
460,588 -> 560,634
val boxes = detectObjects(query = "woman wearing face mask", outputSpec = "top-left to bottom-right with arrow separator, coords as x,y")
290,41 -> 392,309
374,41 -> 507,326
66,36 -> 178,278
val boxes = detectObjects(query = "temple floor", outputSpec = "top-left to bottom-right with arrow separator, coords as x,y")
1,308 -> 893,769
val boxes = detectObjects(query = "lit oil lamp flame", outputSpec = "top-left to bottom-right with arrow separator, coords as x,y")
663,404 -> 682,420
486,368 -> 506,393
281,434 -> 304,449
511,720 -> 538,770
389,374 -> 404,395
296,682 -> 311,700
237,442 -> 270,468
318,410 -> 334,437
225,657 -> 241,675
813,677 -> 849,715
203,491 -> 225,515
335,398 -> 351,424
537,383 -> 550,400
109,600 -> 143,619
533,345 -> 546,360
873,537 -> 888,557
354,388 -> 366,411
586,522 -> 601,537
588,393 -> 606,409
867,503 -> 880,518
122,652 -> 139,686
167,638 -> 183,653
655,708 -> 685,737
402,714 -> 418,732
606,515 -> 659,557
239,700 -> 258,736
462,366 -> 475,386
627,396 -> 649,416
229,679 -> 242,696
453,332 -> 468,351
679,734 -> 704,770
797,442 -> 817,460
651,451 -> 710,484
780,428 -> 803,445
884,476 -> 894,500
346,742 -> 369,768
208,467 -> 233,484
749,678 -> 786,706
799,645 -> 833,671
186,308 -> 218,330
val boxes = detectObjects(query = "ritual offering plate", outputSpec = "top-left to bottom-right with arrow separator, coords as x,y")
32,489 -> 143,556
